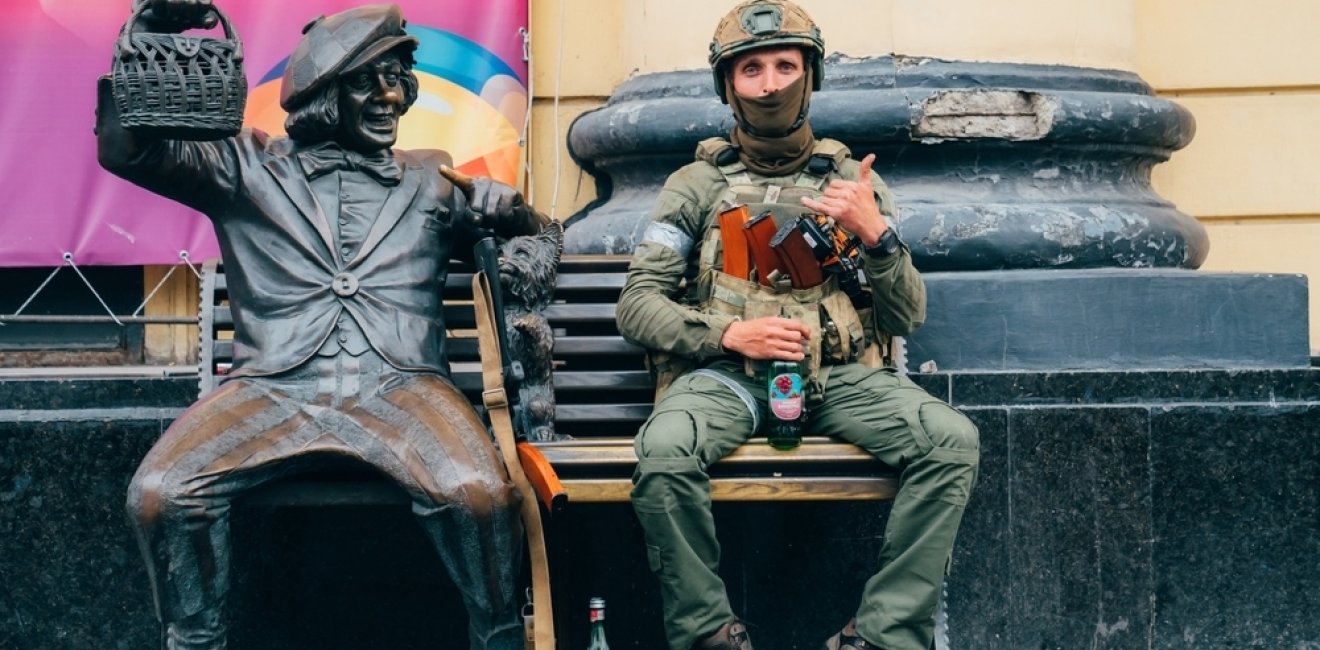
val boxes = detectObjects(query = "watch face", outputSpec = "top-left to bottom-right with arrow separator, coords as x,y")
870,228 -> 899,256
883,229 -> 900,254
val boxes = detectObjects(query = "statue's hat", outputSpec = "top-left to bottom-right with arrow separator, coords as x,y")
280,4 -> 419,110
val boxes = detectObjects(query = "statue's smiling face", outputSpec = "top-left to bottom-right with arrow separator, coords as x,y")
336,53 -> 405,154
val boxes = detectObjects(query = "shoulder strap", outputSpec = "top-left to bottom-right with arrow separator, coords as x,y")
813,138 -> 851,165
695,137 -> 752,188
794,138 -> 852,190
694,137 -> 732,165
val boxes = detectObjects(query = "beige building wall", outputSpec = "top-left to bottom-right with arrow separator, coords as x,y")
528,0 -> 1316,353
1138,0 -> 1320,354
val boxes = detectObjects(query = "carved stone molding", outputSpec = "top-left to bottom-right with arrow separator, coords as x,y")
565,55 -> 1207,271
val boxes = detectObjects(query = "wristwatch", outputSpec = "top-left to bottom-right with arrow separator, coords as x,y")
864,228 -> 901,258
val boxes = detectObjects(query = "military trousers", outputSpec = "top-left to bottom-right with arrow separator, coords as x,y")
630,360 -> 979,650
126,351 -> 525,650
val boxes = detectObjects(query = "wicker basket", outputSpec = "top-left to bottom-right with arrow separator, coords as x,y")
111,4 -> 246,140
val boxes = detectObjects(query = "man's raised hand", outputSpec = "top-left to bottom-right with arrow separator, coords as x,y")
799,153 -> 887,247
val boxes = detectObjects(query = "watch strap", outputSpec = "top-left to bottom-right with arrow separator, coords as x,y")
865,228 -> 900,257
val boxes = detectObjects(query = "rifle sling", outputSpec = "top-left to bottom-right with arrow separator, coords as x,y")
473,270 -> 556,650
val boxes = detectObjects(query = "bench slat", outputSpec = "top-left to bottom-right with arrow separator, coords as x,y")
449,370 -> 653,393
445,303 -> 618,329
537,438 -> 879,466
556,255 -> 631,273
554,403 -> 654,422
444,273 -> 626,293
551,336 -> 643,355
445,336 -> 642,358
439,256 -> 628,279
545,370 -> 652,390
564,477 -> 897,503
549,273 -> 627,291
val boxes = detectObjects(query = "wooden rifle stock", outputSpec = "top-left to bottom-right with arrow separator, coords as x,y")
717,204 -> 752,280
770,218 -> 826,289
743,211 -> 784,286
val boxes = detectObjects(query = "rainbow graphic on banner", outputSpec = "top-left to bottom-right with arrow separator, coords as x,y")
245,25 -> 527,184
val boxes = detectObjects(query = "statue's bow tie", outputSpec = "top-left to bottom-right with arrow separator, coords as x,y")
299,147 -> 402,186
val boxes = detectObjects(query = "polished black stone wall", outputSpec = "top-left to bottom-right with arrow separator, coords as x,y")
909,270 -> 1311,371
2,371 -> 1317,649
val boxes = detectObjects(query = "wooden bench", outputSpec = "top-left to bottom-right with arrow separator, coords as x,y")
199,255 -> 898,507
197,253 -> 899,644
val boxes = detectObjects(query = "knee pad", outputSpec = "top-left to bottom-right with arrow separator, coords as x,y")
636,409 -> 700,460
918,403 -> 980,453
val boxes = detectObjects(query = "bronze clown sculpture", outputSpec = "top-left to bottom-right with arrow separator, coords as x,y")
97,2 -> 544,648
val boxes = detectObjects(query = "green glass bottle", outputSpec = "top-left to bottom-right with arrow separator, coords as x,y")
586,597 -> 610,650
767,360 -> 805,450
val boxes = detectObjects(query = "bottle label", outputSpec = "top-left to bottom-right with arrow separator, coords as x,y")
769,371 -> 804,420
590,609 -> 604,623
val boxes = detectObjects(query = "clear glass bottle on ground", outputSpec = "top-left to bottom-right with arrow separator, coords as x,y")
586,596 -> 610,650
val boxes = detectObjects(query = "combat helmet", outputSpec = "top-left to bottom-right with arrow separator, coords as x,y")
708,0 -> 824,103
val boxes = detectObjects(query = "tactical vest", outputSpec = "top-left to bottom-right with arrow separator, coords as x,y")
682,137 -> 890,399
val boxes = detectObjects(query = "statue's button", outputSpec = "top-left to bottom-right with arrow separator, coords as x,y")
331,272 -> 359,297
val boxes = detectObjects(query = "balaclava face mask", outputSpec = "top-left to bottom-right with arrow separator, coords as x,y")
726,62 -> 814,176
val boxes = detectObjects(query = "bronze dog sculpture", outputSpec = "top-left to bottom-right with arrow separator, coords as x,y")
499,221 -> 567,442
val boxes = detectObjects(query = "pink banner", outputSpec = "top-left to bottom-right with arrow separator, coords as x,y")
0,0 -> 528,267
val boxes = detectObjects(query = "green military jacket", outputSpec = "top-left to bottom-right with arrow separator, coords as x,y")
616,138 -> 927,366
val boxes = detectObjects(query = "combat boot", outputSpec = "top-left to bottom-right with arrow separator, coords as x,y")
822,619 -> 878,650
164,607 -> 226,650
695,619 -> 753,650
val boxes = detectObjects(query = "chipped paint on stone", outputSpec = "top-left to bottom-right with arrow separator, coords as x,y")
914,90 -> 1058,142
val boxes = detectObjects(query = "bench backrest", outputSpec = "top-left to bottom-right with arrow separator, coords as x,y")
199,255 -> 653,440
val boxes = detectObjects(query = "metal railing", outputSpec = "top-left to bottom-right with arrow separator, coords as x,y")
0,251 -> 202,328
